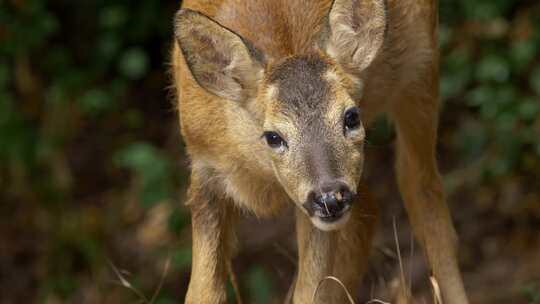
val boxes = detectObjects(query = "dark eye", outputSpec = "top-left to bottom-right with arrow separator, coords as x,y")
344,107 -> 361,132
263,131 -> 287,149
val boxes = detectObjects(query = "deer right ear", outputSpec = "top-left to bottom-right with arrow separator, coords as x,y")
174,9 -> 264,102
323,0 -> 387,73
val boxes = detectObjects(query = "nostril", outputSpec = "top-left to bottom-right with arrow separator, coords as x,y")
339,189 -> 354,204
304,183 -> 355,218
313,190 -> 352,217
320,192 -> 338,211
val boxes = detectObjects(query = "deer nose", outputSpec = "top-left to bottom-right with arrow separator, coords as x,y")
304,182 -> 354,221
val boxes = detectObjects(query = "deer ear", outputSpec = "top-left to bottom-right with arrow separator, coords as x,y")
174,9 -> 264,101
324,0 -> 387,72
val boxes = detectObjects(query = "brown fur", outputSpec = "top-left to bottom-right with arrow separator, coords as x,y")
171,0 -> 469,303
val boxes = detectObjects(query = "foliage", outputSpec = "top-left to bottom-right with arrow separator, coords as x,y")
522,281 -> 540,304
0,0 -> 185,302
114,142 -> 175,208
440,0 -> 540,181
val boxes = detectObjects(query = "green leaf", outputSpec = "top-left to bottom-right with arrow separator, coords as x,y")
168,207 -> 189,234
494,112 -> 516,133
441,49 -> 473,98
247,267 -> 273,304
454,120 -> 488,161
172,247 -> 192,270
140,183 -> 170,208
98,33 -> 121,60
466,85 -> 494,107
439,25 -> 453,49
79,88 -> 114,114
510,40 -> 536,72
119,48 -> 149,79
488,157 -> 511,177
479,101 -> 499,119
519,97 -> 540,122
114,143 -> 173,207
476,55 -> 509,83
100,6 -> 128,29
0,63 -> 9,89
530,66 -> 540,96
155,295 -> 177,304
115,143 -> 159,171
462,0 -> 512,20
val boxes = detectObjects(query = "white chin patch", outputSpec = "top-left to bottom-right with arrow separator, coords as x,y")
310,211 -> 351,231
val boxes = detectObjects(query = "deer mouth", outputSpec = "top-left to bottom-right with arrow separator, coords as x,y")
302,187 -> 354,231
313,202 -> 351,222
310,207 -> 352,231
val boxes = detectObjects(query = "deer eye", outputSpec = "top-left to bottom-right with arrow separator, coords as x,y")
344,107 -> 361,133
263,131 -> 287,149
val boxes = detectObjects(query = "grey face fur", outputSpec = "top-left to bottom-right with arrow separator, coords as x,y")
262,53 -> 366,230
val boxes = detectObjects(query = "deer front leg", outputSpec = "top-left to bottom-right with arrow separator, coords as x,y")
293,191 -> 378,304
185,172 -> 236,304
392,91 -> 469,304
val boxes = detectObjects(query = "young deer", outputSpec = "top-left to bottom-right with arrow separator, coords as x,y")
171,0 -> 469,303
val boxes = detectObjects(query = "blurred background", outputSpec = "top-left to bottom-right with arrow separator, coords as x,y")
0,0 -> 539,303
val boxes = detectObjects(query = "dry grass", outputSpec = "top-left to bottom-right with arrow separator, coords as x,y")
227,260 -> 243,304
366,299 -> 391,304
265,214 -> 446,304
429,276 -> 443,304
311,276 -> 357,304
108,256 -> 171,304
108,219 -> 446,304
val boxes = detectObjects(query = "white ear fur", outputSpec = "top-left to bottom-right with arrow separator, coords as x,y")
175,9 -> 263,101
325,0 -> 387,72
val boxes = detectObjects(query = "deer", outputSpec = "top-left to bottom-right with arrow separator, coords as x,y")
170,0 -> 469,303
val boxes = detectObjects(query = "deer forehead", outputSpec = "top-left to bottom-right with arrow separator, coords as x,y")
267,54 -> 330,113
263,54 -> 349,127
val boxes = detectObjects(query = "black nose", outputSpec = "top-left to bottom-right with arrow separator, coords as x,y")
304,181 -> 354,220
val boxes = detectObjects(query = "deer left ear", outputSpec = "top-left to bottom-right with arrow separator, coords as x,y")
174,9 -> 264,102
323,0 -> 387,73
